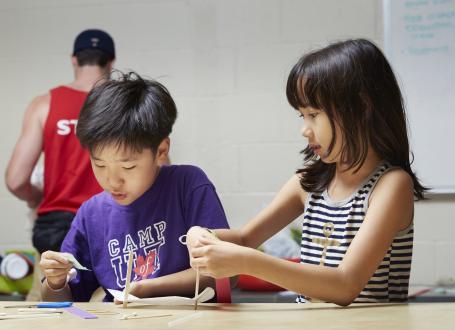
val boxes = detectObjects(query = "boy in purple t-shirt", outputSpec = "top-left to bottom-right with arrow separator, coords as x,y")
39,72 -> 229,302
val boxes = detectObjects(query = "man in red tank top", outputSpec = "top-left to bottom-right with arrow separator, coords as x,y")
5,29 -> 115,254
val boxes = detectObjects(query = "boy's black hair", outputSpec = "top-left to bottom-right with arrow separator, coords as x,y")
77,71 -> 177,154
75,49 -> 113,68
286,39 -> 427,199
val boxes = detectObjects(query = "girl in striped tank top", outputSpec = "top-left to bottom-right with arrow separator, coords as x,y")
186,39 -> 426,306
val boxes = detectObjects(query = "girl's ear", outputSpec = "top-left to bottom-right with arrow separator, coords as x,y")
157,138 -> 171,166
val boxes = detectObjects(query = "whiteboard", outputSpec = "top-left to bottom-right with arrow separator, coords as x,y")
383,0 -> 455,193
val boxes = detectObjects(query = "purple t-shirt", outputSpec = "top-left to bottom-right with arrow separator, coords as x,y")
61,165 -> 229,302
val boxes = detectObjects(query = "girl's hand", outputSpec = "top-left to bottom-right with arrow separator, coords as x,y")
40,251 -> 72,290
189,236 -> 250,278
186,226 -> 218,250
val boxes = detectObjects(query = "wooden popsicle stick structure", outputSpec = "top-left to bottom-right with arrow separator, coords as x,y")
194,267 -> 200,310
123,250 -> 134,308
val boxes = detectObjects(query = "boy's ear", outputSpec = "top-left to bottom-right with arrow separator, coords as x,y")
157,138 -> 170,166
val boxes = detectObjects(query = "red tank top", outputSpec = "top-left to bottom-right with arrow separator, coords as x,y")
37,86 -> 102,215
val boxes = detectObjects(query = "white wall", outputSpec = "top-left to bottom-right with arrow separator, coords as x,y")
0,0 -> 453,286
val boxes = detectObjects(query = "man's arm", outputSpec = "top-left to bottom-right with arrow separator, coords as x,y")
5,94 -> 49,208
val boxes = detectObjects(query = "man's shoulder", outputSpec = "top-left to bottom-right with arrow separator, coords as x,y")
32,92 -> 51,105
27,92 -> 51,123
29,85 -> 75,118
50,85 -> 89,94
30,83 -> 71,109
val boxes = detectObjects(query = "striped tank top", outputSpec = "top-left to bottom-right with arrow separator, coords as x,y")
296,163 -> 413,303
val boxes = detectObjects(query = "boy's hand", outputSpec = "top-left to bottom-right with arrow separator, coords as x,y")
40,251 -> 72,290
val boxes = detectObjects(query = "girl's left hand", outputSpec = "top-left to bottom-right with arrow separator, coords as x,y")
189,236 -> 250,278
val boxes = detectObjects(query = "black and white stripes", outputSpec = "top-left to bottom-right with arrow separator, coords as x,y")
296,163 -> 413,303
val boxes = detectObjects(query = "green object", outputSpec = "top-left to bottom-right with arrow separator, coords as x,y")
0,274 -> 32,295
0,275 -> 17,294
0,249 -> 36,294
290,227 -> 301,244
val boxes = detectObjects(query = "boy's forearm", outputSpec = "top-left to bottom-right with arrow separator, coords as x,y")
40,281 -> 73,302
135,268 -> 214,298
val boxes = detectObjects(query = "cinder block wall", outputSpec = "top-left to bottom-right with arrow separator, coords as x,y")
0,0 -> 453,286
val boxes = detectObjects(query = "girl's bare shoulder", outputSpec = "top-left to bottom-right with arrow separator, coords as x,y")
375,167 -> 413,193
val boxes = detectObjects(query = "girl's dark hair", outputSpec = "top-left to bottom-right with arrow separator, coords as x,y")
286,39 -> 427,200
77,71 -> 177,154
75,49 -> 113,68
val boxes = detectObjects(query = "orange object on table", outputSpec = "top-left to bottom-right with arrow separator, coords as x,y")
237,258 -> 299,291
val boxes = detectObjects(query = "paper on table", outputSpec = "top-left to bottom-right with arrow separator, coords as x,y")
60,252 -> 91,271
107,287 -> 215,306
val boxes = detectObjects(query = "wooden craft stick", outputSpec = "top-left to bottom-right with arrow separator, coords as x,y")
123,250 -> 134,308
168,312 -> 204,327
85,309 -> 119,315
120,312 -> 172,320
120,312 -> 138,320
194,267 -> 200,310
18,308 -> 63,313
0,313 -> 61,320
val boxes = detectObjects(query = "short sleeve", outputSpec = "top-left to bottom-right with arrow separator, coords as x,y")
184,183 -> 230,230
60,208 -> 100,302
